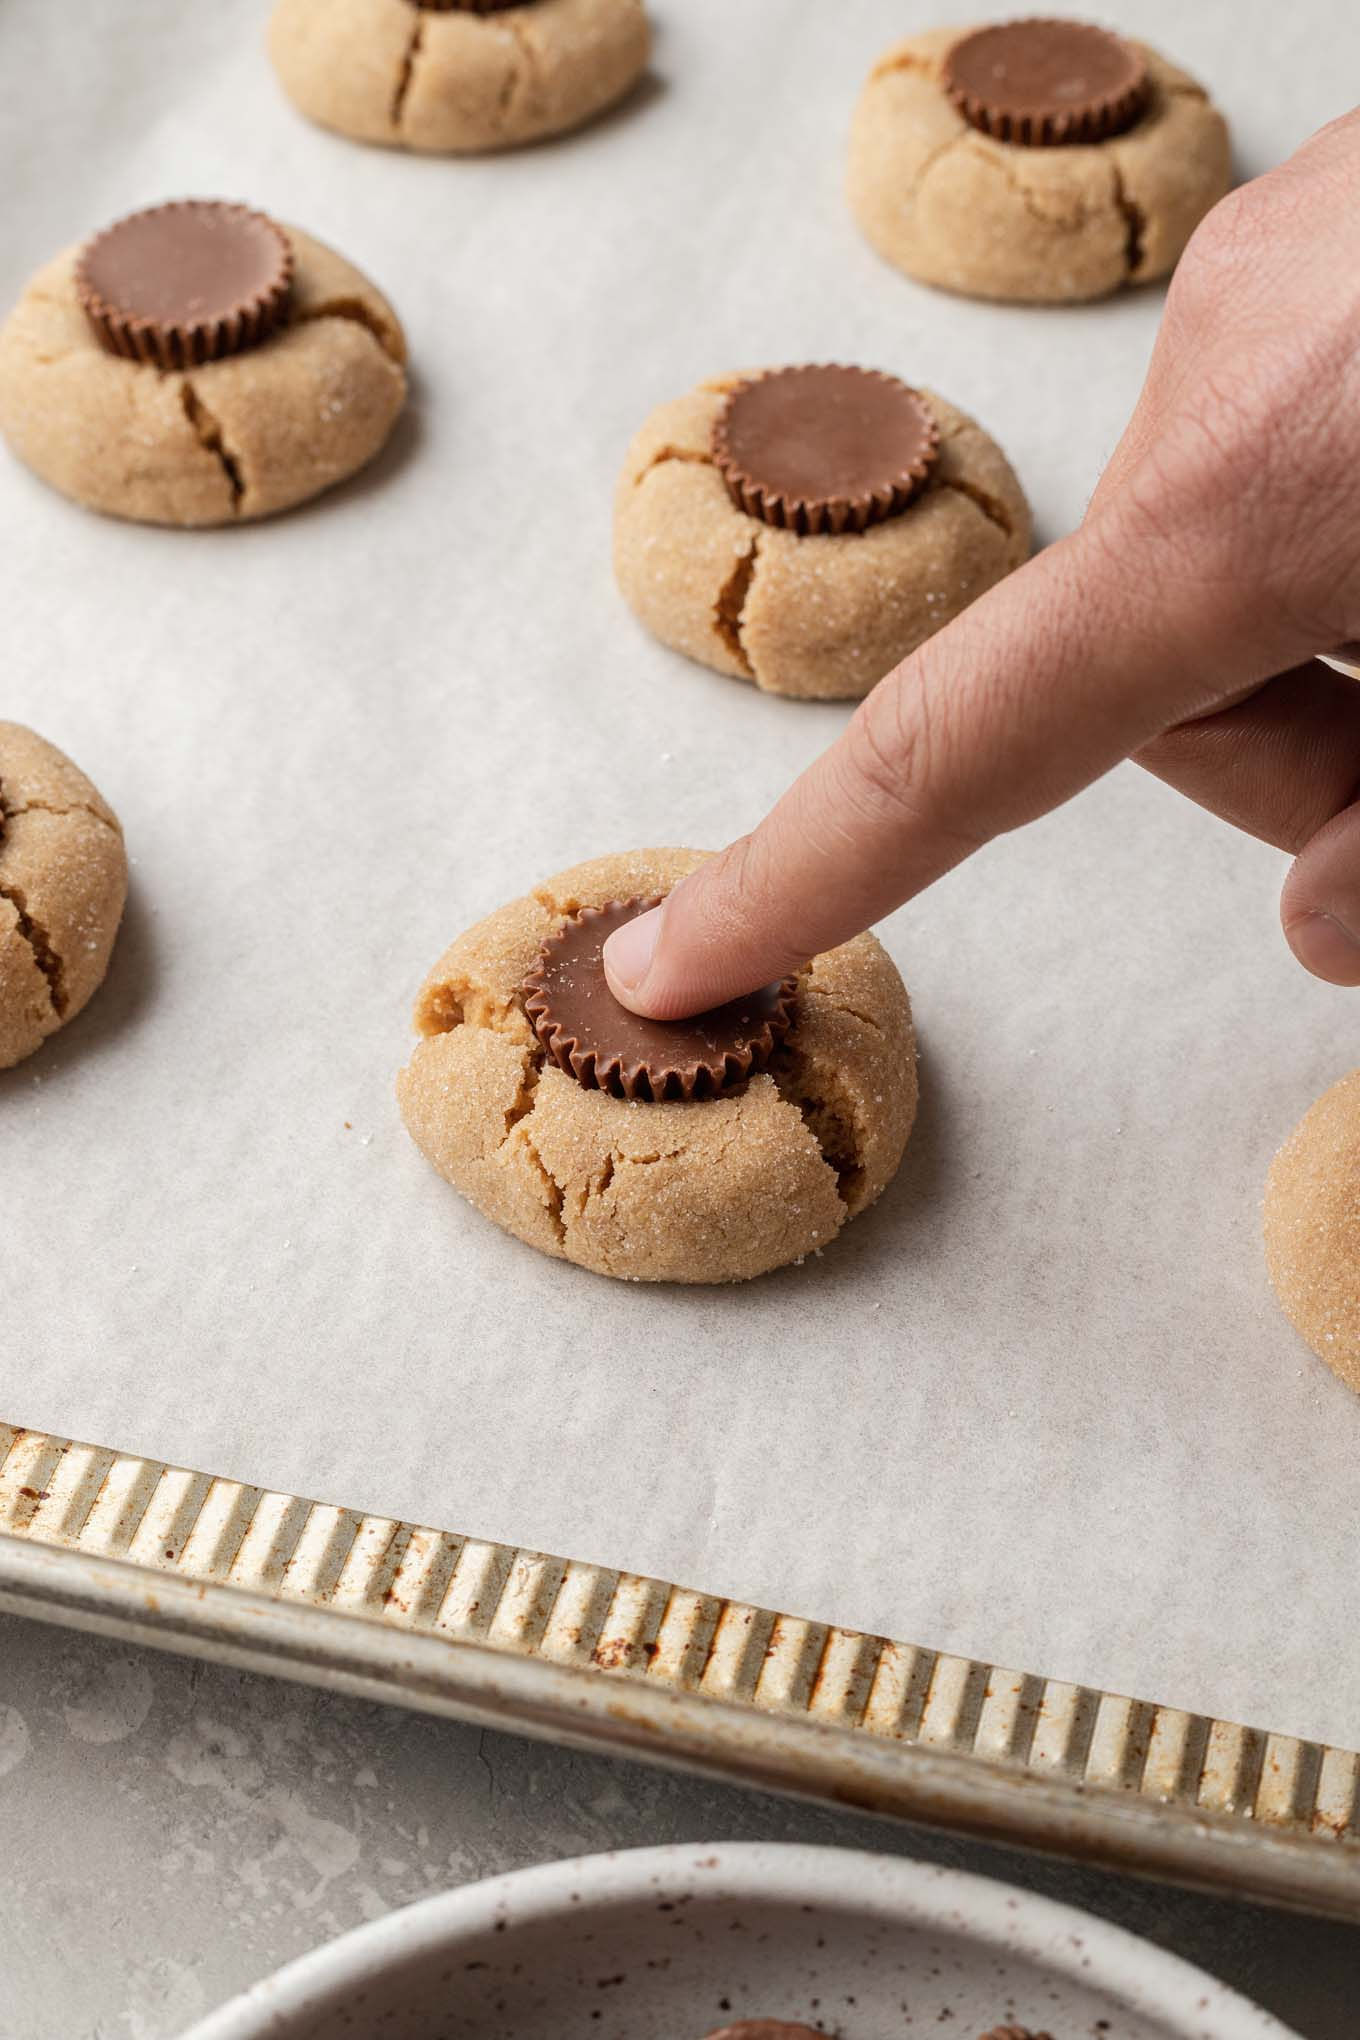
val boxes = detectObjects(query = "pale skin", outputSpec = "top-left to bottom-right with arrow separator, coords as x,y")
604,111 -> 1360,1018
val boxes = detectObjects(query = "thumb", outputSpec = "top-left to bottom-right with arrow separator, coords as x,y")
603,522 -> 1311,1019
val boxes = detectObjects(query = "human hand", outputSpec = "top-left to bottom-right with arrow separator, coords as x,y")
604,110 -> 1360,1017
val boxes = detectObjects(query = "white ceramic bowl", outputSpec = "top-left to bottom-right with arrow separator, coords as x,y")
185,1841 -> 1295,2040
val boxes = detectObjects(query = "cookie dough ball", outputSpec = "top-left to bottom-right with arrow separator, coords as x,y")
0,201 -> 407,526
0,723 -> 128,1069
847,21 -> 1231,303
398,849 -> 918,1282
1264,1071 -> 1360,1393
614,365 -> 1030,700
269,0 -> 650,154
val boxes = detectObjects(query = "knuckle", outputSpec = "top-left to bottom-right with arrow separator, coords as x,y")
841,687 -> 936,832
705,832 -> 775,938
1112,128 -> 1360,637
687,833 -> 812,978
838,672 -> 986,861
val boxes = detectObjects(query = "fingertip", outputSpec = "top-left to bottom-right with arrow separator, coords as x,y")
602,872 -> 793,1021
1283,908 -> 1360,987
601,904 -> 664,1014
1281,802 -> 1360,986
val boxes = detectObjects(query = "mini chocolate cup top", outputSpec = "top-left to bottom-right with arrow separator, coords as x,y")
712,366 -> 940,537
522,898 -> 796,1103
75,201 -> 294,370
943,19 -> 1149,146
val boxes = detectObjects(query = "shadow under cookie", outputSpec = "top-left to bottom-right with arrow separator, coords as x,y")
397,849 -> 919,1284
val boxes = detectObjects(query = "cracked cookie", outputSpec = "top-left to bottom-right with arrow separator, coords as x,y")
0,202 -> 407,526
269,0 -> 650,154
397,849 -> 918,1283
1265,1070 -> 1360,1395
614,367 -> 1031,700
847,21 -> 1230,303
0,723 -> 128,1070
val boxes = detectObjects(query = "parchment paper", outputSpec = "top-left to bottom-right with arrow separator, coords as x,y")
2,0 -> 1357,1752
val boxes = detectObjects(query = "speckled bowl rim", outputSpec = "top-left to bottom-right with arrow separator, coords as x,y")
183,1840 -> 1296,2040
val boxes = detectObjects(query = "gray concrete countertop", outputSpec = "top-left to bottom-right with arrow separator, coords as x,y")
0,1615 -> 1353,2040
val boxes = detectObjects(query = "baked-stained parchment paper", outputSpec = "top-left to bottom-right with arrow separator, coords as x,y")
2,0 -> 1356,1748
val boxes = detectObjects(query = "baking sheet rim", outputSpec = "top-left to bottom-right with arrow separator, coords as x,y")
0,1420 -> 1357,1921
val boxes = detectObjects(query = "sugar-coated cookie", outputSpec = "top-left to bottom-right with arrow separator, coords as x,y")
1264,1071 -> 1360,1394
0,723 -> 128,1070
398,849 -> 918,1283
0,202 -> 407,526
269,0 -> 649,154
847,21 -> 1231,303
614,366 -> 1030,700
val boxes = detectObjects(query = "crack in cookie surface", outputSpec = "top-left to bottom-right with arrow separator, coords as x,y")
907,127 -> 970,204
0,879 -> 66,1016
870,45 -> 945,85
803,982 -> 886,1038
292,297 -> 405,365
0,783 -> 68,1017
502,1058 -> 542,1136
516,1125 -> 567,1247
0,796 -> 117,829
931,473 -> 1015,540
959,141 -> 1104,232
498,14 -> 542,125
420,972 -> 532,1039
391,14 -> 424,128
180,381 -> 244,511
1109,161 -> 1147,277
632,444 -> 716,486
771,1051 -> 862,1213
714,536 -> 761,679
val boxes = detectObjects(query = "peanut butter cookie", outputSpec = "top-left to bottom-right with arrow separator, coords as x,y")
269,0 -> 650,154
614,367 -> 1030,700
847,21 -> 1230,303
1265,1070 -> 1360,1394
0,202 -> 407,526
398,849 -> 918,1283
0,724 -> 128,1070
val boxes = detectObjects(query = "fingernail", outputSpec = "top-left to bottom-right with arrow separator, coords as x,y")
1289,909 -> 1360,987
603,904 -> 663,1002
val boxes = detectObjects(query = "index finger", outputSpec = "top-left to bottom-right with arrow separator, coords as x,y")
603,522 -> 1310,1019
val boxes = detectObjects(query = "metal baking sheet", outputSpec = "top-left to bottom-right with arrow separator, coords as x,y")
2,0 -> 1359,1896
2,1429 -> 1358,1922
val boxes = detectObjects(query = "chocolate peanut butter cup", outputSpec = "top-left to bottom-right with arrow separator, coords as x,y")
712,365 -> 939,536
943,19 -> 1149,146
523,898 -> 796,1103
75,201 -> 294,369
